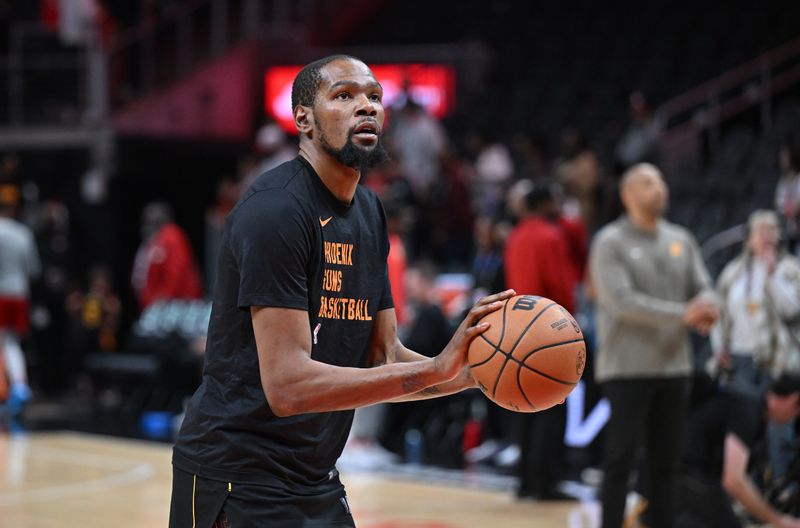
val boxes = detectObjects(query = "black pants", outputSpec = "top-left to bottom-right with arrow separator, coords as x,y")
169,467 -> 356,528
676,472 -> 742,528
600,377 -> 690,528
516,402 -> 567,496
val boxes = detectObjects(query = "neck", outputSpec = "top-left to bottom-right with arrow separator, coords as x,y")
299,143 -> 360,204
627,209 -> 659,233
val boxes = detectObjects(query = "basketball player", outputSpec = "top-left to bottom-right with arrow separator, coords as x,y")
169,55 -> 515,527
0,184 -> 39,416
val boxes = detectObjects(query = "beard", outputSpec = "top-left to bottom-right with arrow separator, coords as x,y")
320,128 -> 390,172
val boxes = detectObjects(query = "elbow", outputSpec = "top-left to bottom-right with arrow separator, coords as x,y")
263,382 -> 303,418
721,472 -> 743,498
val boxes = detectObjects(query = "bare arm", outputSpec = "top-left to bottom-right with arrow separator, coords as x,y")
252,291 -> 510,416
721,433 -> 800,527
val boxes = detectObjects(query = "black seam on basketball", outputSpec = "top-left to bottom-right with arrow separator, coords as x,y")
517,363 -> 535,409
491,302 -> 557,398
488,299 -> 511,395
516,338 -> 585,385
469,299 -> 510,370
520,365 -> 577,386
468,334 -> 501,368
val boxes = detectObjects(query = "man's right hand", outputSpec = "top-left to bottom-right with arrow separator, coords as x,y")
683,296 -> 719,335
433,289 -> 516,383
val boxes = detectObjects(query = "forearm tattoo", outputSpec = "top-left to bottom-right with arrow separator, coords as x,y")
402,371 -> 427,393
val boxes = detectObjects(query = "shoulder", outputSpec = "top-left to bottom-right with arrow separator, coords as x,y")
719,254 -> 746,283
662,221 -> 698,243
240,158 -> 308,202
592,220 -> 623,247
1,219 -> 32,241
778,253 -> 800,272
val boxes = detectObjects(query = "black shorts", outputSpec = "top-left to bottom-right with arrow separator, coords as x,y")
169,467 -> 356,528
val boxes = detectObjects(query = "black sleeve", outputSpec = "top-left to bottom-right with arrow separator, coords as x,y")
377,196 -> 394,311
727,394 -> 763,450
230,190 -> 313,311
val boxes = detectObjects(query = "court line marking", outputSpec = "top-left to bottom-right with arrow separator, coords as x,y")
0,441 -> 155,507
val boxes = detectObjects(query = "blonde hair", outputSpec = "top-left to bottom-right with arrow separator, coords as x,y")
747,209 -> 779,231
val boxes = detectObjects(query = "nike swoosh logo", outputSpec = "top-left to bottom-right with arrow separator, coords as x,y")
319,216 -> 333,227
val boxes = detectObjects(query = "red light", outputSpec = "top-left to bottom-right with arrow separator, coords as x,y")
264,64 -> 456,134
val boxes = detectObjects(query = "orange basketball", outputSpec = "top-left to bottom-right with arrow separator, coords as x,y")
468,295 -> 586,412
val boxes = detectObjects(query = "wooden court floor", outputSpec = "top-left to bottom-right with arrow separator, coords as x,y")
0,432 -> 599,527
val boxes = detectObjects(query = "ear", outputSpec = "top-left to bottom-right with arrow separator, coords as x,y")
294,105 -> 314,137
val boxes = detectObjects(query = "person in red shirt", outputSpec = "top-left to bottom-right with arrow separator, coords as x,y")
131,202 -> 203,310
504,183 -> 578,501
504,185 -> 577,312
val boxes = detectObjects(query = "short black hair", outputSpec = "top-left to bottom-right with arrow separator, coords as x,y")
524,184 -> 555,212
291,54 -> 363,110
769,374 -> 800,397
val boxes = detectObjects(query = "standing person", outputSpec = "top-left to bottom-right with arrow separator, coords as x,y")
169,55 -> 515,528
589,163 -> 719,528
710,209 -> 800,395
0,184 -> 40,415
504,184 -> 577,500
131,202 -> 203,310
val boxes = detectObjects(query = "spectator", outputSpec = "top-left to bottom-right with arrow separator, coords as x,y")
678,374 -> 800,528
504,184 -> 576,312
710,210 -> 800,395
0,183 -> 40,416
32,200 -> 76,395
66,266 -> 121,357
554,128 -> 603,233
504,183 -> 577,501
385,203 -> 409,328
240,121 -> 297,191
471,216 -> 505,297
433,144 -> 475,268
775,132 -> 800,253
386,97 -> 447,201
589,163 -> 718,528
466,128 -> 514,217
614,91 -> 659,173
131,202 -> 202,310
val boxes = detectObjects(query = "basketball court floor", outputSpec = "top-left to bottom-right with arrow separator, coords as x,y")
0,431 -> 601,527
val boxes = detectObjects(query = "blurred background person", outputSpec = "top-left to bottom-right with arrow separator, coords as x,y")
0,183 -> 40,416
589,163 -> 718,528
66,266 -> 121,360
710,209 -> 800,395
131,202 -> 203,311
614,91 -> 659,174
31,200 -> 76,396
504,183 -> 577,501
678,373 -> 800,528
775,131 -> 800,253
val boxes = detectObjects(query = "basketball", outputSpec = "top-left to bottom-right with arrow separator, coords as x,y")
468,295 -> 586,412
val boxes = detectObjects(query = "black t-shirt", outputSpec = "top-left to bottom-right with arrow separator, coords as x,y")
682,388 -> 765,480
173,157 -> 393,488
